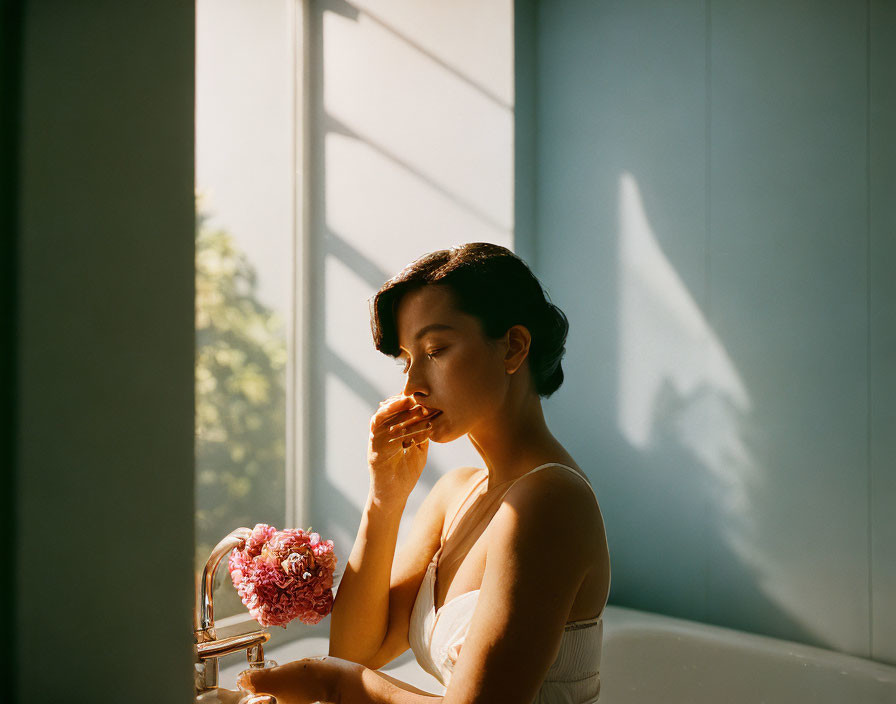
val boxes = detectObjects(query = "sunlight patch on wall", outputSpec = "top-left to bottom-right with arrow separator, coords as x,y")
347,0 -> 514,108
616,172 -> 832,641
616,170 -> 756,550
323,7 -> 513,230
325,133 -> 511,271
617,171 -> 750,456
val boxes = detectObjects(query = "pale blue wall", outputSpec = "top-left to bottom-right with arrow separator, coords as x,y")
526,0 -> 895,663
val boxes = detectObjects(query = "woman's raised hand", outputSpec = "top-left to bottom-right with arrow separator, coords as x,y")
367,394 -> 434,506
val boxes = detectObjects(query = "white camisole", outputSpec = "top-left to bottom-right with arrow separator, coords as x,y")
408,463 -> 607,703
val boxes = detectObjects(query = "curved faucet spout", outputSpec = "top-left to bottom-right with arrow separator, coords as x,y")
196,527 -> 252,641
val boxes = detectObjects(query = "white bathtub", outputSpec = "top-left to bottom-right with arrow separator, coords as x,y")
600,605 -> 896,703
220,605 -> 896,702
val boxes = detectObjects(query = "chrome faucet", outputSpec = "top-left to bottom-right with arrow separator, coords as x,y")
194,528 -> 277,703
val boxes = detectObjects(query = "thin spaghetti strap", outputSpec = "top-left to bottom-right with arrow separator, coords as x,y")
495,462 -> 597,503
548,463 -> 598,498
442,470 -> 489,544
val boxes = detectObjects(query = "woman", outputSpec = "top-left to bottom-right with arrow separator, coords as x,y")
240,243 -> 611,703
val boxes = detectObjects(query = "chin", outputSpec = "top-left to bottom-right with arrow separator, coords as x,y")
433,427 -> 467,444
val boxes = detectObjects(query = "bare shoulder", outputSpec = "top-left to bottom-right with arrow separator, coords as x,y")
499,465 -> 604,543
512,463 -> 596,500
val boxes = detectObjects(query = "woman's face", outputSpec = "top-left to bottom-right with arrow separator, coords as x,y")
393,285 -> 508,443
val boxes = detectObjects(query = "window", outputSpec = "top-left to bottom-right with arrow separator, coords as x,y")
193,0 -> 514,646
195,0 -> 307,634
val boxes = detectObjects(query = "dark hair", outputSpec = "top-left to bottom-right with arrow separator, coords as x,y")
369,243 -> 569,398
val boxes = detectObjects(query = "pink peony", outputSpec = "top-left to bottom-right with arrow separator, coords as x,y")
228,523 -> 337,628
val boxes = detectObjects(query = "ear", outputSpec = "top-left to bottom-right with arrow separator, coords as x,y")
503,325 -> 531,375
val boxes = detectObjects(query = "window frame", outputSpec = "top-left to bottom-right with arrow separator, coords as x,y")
199,0 -> 313,639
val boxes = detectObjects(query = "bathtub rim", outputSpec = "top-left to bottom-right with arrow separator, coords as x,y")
601,604 -> 896,681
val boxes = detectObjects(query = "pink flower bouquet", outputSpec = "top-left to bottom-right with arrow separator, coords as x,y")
228,523 -> 337,628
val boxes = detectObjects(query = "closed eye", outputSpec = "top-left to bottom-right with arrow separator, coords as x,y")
396,348 -> 444,375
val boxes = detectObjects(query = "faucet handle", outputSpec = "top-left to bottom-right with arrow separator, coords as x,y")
196,631 -> 271,660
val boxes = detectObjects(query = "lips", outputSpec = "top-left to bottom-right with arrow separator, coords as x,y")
421,407 -> 442,420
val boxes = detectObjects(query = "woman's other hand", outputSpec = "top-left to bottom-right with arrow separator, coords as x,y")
236,656 -> 348,704
367,394 -> 434,506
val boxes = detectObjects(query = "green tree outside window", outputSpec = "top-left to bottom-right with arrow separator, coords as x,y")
195,202 -> 287,619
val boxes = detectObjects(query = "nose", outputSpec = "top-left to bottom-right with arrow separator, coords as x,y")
401,360 -> 429,401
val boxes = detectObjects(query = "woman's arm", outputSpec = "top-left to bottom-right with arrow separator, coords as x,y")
340,662 -> 444,703
331,468 -> 463,670
330,395 -> 435,664
437,470 -> 599,704
328,492 -> 407,664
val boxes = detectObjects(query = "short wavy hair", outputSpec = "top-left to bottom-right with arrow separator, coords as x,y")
369,243 -> 569,398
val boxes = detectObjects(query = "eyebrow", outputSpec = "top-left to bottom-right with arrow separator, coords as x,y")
398,323 -> 455,352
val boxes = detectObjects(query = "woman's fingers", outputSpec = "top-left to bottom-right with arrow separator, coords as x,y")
407,435 -> 430,451
388,422 -> 432,444
378,393 -> 404,407
387,412 -> 430,432
372,397 -> 430,434
371,395 -> 415,429
384,408 -> 430,433
368,395 -> 434,470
